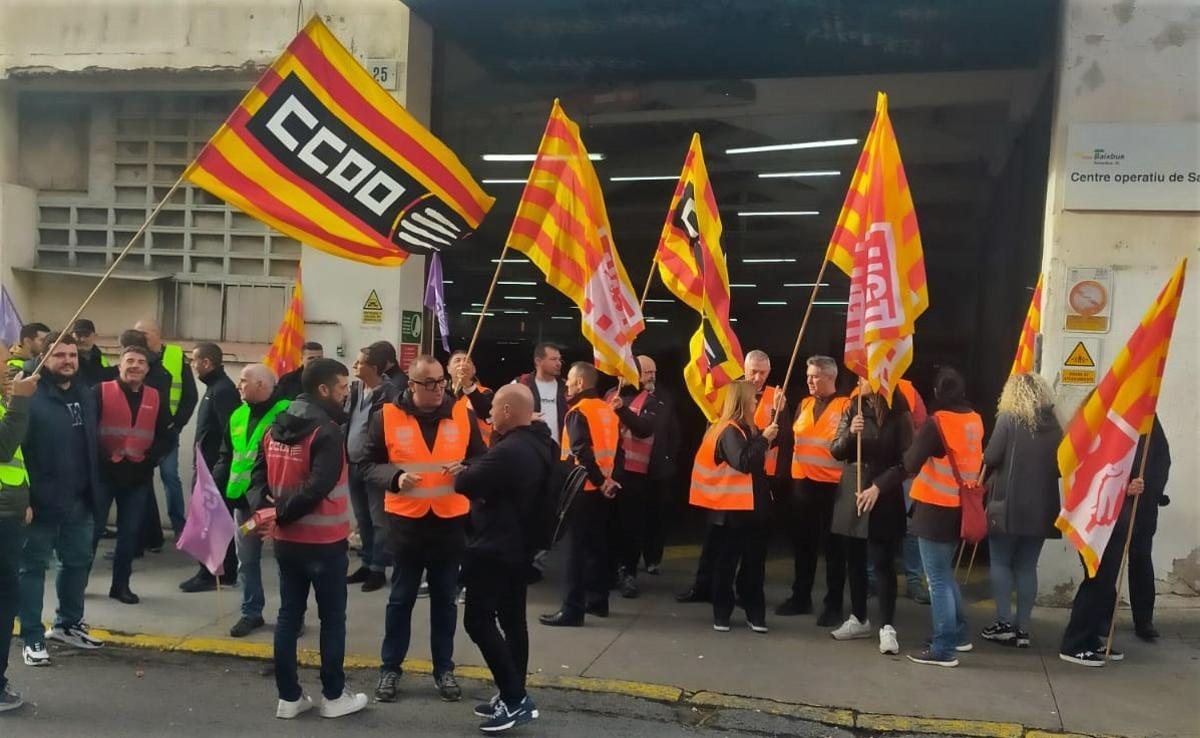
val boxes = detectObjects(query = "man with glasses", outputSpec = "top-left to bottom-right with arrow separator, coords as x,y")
361,355 -> 487,704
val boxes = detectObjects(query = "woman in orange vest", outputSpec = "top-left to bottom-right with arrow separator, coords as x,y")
903,367 -> 984,668
828,378 -> 912,655
691,380 -> 778,633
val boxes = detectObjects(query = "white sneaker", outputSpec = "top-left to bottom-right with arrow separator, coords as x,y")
831,615 -> 872,640
22,642 -> 50,667
275,695 -> 313,719
319,691 -> 368,719
47,623 -> 104,650
879,625 -> 900,654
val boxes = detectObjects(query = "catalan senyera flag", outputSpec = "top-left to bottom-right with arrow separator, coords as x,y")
1010,274 -> 1044,375
656,133 -> 744,421
828,92 -> 928,403
507,100 -> 644,385
264,271 -> 304,377
1056,258 -> 1186,577
184,17 -> 494,266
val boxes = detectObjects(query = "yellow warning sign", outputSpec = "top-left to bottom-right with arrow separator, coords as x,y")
1064,341 -> 1096,367
1061,369 -> 1097,385
362,289 -> 383,325
362,290 -> 383,311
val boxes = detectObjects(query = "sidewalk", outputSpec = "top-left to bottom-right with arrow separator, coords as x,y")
45,537 -> 1200,738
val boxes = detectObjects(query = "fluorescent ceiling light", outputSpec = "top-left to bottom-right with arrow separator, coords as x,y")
502,309 -> 529,314
442,280 -> 453,284
730,318 -> 738,322
550,315 -> 574,320
483,153 -> 605,162
742,258 -> 797,263
462,311 -> 495,316
730,283 -> 757,288
738,210 -> 819,217
491,257 -> 530,263
645,317 -> 668,323
757,170 -> 841,179
481,178 -> 529,184
784,282 -> 830,287
725,138 -> 859,155
609,175 -> 678,182
498,281 -> 536,286
757,301 -> 788,306
503,296 -> 537,301
814,300 -> 850,306
644,298 -> 673,303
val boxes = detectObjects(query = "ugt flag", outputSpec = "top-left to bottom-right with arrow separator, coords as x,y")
176,445 -> 238,577
184,17 -> 494,266
1056,259 -> 1186,576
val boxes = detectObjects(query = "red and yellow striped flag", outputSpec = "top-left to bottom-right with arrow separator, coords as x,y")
184,17 -> 493,266
656,133 -> 744,421
1056,258 -> 1186,576
264,271 -> 304,377
507,100 -> 644,385
1010,274 -> 1044,375
828,92 -> 928,403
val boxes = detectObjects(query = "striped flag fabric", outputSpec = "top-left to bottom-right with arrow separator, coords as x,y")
655,133 -> 745,421
264,270 -> 304,377
506,99 -> 644,385
184,16 -> 494,266
1010,273 -> 1044,375
1056,258 -> 1186,576
828,92 -> 928,403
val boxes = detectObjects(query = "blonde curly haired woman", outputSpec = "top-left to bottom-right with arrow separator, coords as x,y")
980,372 -> 1062,649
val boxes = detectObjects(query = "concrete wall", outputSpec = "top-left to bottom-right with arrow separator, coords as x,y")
1038,0 -> 1200,602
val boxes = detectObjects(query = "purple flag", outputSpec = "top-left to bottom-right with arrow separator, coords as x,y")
423,252 -> 450,353
0,286 -> 22,348
175,445 -> 237,576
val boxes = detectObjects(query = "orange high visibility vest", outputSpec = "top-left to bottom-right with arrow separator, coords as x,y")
910,410 -> 984,508
561,397 -> 619,492
381,402 -> 471,519
791,395 -> 851,483
689,421 -> 755,511
456,384 -> 492,447
753,386 -> 781,476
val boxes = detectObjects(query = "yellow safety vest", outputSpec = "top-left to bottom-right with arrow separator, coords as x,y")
161,343 -> 184,414
0,404 -> 29,488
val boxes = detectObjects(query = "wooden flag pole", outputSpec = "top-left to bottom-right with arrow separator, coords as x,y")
780,259 -> 830,395
855,390 -> 864,515
31,175 -> 186,376
466,244 -> 508,358
1104,432 -> 1154,661
638,254 -> 658,311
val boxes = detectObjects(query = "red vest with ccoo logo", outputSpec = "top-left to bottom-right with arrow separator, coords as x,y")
264,427 -> 351,544
98,380 -> 160,463
605,389 -> 654,475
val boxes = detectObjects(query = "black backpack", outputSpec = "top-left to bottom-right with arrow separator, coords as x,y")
523,437 -> 588,554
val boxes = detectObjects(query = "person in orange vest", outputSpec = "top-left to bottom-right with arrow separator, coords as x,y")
691,379 -> 778,633
449,350 -> 494,445
777,355 -> 851,623
93,345 -> 173,605
540,361 -> 621,627
361,354 -> 487,703
903,367 -> 983,668
677,349 -> 785,604
247,357 -> 369,719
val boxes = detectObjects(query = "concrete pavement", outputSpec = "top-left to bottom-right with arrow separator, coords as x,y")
17,536 -> 1199,738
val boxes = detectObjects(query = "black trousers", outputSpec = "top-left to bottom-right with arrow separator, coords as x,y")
1127,494 -> 1159,628
615,472 -> 648,575
846,536 -> 900,625
642,476 -> 671,567
711,522 -> 767,623
189,498 -> 240,583
562,491 -> 611,616
691,524 -> 719,595
1061,501 -> 1132,655
787,479 -> 845,611
463,554 -> 529,705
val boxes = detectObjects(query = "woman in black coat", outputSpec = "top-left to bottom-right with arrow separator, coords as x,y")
829,379 -> 912,655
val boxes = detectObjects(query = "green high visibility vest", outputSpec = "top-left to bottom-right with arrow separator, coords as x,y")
225,399 -> 290,500
0,404 -> 29,488
161,343 -> 184,414
5,357 -> 25,371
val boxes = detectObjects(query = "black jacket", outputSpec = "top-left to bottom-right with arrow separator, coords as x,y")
77,345 -> 115,387
25,375 -> 101,522
983,408 -> 1063,538
93,379 -> 175,488
455,384 -> 494,427
455,422 -> 555,564
517,373 -> 567,440
152,345 -> 198,430
345,377 -> 401,461
276,366 -> 304,402
610,386 -> 681,481
195,367 -> 240,471
563,389 -> 624,488
710,420 -> 771,527
830,393 -> 912,541
1134,416 -> 1170,506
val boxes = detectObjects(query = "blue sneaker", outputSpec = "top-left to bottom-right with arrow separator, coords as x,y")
478,696 -> 538,733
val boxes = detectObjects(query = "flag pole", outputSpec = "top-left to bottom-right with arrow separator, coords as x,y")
615,254 -> 660,392
855,391 -> 864,515
781,259 -> 830,395
1104,432 -> 1153,660
31,175 -> 186,376
466,244 -> 508,358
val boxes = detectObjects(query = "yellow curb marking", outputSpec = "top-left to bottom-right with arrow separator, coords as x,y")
857,713 -> 1024,738
688,691 -> 855,728
528,675 -> 682,702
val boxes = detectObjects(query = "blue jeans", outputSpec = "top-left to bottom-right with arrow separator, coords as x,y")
989,533 -> 1044,629
96,479 -> 151,591
274,547 -> 348,701
918,537 -> 968,659
0,517 -> 24,690
234,509 -> 265,619
381,551 -> 459,677
348,463 -> 390,572
158,441 -> 186,536
19,504 -> 95,643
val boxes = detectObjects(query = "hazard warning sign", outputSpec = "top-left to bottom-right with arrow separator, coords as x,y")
362,289 -> 383,325
1064,341 -> 1095,367
1060,337 -> 1100,386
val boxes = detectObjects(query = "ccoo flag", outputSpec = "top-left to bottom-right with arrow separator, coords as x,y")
507,100 -> 644,385
184,17 -> 494,266
1056,258 -> 1186,577
1010,274 -> 1044,375
265,269 -> 304,377
655,133 -> 745,421
828,92 -> 928,403
176,445 -> 238,577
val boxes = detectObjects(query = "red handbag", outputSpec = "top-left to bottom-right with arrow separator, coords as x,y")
933,417 -> 987,544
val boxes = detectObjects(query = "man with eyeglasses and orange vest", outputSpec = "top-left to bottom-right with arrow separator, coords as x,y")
93,345 -> 173,605
361,354 -> 487,704
450,350 -> 494,446
540,361 -> 622,628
